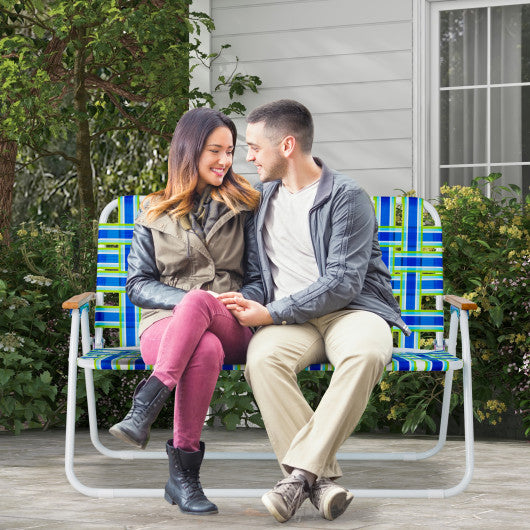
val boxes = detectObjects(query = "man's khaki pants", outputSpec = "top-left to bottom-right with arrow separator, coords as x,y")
245,309 -> 392,479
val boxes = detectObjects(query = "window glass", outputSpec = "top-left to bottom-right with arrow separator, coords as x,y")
437,4 -> 529,199
491,5 -> 530,83
440,88 -> 487,165
440,9 -> 487,88
491,86 -> 529,163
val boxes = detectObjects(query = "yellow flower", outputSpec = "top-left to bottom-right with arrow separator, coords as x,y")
380,381 -> 390,391
516,334 -> 526,344
30,230 -> 38,237
17,229 -> 28,237
379,394 -> 390,402
506,226 -> 522,239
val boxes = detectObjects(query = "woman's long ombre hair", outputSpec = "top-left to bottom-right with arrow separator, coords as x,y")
144,108 -> 260,220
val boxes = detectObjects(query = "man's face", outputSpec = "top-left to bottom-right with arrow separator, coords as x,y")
245,121 -> 287,183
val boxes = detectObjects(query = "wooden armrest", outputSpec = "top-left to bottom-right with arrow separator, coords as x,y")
62,292 -> 96,309
443,294 -> 478,310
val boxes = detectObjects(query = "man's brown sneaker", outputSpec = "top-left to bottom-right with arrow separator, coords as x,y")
309,478 -> 354,520
261,475 -> 310,523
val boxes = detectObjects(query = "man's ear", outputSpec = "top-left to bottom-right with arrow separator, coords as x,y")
280,135 -> 296,157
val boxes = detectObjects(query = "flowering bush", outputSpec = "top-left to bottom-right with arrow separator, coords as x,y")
0,221 -> 92,432
354,175 -> 529,438
437,175 -> 529,436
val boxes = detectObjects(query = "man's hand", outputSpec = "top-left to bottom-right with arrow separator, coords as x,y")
218,292 -> 274,327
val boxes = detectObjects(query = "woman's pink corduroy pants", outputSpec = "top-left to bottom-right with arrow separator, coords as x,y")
140,289 -> 251,451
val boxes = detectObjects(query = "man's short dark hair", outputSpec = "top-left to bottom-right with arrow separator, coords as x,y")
246,99 -> 314,153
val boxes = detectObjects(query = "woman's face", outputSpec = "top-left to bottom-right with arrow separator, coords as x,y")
196,126 -> 234,194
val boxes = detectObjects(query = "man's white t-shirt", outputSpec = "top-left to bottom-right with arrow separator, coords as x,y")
263,180 -> 320,301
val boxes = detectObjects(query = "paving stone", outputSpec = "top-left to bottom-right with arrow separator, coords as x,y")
0,428 -> 528,529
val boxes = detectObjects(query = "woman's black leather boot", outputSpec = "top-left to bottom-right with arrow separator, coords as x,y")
164,440 -> 218,515
109,375 -> 171,449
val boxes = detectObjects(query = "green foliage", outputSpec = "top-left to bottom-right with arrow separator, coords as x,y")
207,371 -> 263,430
0,278 -> 57,434
0,218 -> 170,432
0,219 -> 95,433
1,0 -> 262,221
437,175 -> 529,433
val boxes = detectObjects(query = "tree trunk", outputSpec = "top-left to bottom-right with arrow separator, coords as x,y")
73,34 -> 96,221
0,137 -> 17,238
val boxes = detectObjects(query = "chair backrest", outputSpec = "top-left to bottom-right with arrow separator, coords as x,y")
374,197 -> 443,349
94,196 -> 144,348
94,195 -> 443,350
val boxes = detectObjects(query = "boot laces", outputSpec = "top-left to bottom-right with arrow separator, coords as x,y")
178,467 -> 205,498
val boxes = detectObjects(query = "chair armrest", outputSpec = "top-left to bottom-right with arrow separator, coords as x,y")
62,292 -> 96,309
443,295 -> 478,310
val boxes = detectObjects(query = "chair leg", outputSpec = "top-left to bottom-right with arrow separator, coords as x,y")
84,367 -> 167,460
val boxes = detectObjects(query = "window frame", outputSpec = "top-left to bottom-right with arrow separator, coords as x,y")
415,0 -> 530,198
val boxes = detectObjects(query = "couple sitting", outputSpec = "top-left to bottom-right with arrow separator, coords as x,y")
108,99 -> 408,523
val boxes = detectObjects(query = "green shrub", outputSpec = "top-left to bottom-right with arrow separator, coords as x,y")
361,176 -> 529,437
437,175 -> 529,435
0,221 -> 87,433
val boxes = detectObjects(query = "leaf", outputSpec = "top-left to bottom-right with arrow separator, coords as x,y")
0,369 -> 15,385
488,306 -> 504,328
40,371 -> 52,384
222,412 -> 240,431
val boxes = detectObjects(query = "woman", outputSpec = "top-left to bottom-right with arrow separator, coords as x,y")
109,107 -> 261,515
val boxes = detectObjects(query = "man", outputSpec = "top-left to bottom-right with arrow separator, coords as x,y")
219,100 -> 409,523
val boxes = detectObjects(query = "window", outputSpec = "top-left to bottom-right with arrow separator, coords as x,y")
430,1 -> 530,197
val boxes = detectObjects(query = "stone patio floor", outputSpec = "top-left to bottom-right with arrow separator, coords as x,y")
0,427 -> 529,529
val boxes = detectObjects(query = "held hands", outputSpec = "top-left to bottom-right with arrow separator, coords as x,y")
218,292 -> 274,327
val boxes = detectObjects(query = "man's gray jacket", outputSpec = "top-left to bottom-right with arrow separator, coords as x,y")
240,159 -> 410,335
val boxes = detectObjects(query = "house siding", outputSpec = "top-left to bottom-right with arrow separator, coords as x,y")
208,0 -> 414,195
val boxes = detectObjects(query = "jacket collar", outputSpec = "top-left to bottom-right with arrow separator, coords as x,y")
136,200 -> 250,241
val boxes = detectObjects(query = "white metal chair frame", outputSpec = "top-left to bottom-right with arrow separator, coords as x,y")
63,196 -> 476,499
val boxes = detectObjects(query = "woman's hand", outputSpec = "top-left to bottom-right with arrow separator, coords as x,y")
218,292 -> 273,327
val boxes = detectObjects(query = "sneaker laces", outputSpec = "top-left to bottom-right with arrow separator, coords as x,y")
272,475 -> 310,508
310,477 -> 334,507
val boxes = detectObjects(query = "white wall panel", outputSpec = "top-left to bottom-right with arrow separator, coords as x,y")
312,139 -> 411,170
212,22 -> 412,61
339,168 -> 414,196
231,110 -> 411,143
207,0 -> 414,195
212,0 -> 412,34
212,51 -> 411,88
215,81 -> 412,114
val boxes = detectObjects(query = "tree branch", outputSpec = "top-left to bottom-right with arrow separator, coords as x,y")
104,91 -> 171,140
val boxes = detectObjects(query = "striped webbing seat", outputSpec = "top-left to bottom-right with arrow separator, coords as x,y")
79,195 -> 461,373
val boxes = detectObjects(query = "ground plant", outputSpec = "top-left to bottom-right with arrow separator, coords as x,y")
0,219 -> 176,432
